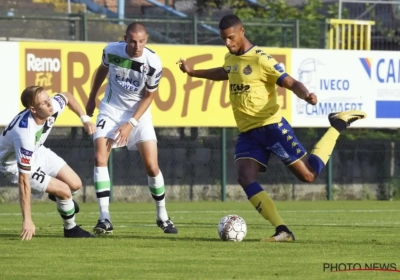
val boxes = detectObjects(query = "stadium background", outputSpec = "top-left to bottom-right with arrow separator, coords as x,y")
0,0 -> 399,203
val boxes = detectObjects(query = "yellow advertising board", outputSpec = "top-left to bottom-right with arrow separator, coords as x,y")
19,42 -> 291,127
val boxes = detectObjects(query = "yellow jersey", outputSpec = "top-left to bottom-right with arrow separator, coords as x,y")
223,46 -> 288,132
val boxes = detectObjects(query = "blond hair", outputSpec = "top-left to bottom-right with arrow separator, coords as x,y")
21,86 -> 44,108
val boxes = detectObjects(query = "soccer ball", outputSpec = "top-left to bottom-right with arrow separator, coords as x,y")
217,215 -> 247,242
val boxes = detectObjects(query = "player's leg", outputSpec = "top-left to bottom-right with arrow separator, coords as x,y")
53,164 -> 83,213
235,131 -> 294,242
136,140 -> 178,234
92,137 -> 114,234
48,164 -> 81,213
286,110 -> 367,182
92,113 -> 118,234
34,146 -> 93,238
44,177 -> 93,238
130,117 -> 177,234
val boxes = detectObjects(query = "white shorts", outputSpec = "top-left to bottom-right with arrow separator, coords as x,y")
93,102 -> 157,150
1,146 -> 66,197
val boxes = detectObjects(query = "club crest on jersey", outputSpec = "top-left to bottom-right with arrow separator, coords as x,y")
47,116 -> 55,127
141,64 -> 149,74
233,65 -> 238,71
243,65 -> 252,75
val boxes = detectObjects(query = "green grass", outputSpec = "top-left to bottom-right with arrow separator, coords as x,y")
0,201 -> 400,279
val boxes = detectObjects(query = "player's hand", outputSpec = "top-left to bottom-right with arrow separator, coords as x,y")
85,97 -> 96,117
305,93 -> 317,105
114,123 -> 133,147
176,58 -> 193,76
20,219 -> 35,241
83,121 -> 96,135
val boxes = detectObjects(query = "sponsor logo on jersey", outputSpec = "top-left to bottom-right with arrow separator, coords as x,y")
155,70 -> 162,78
230,84 -> 251,94
226,66 -> 231,73
273,63 -> 285,73
53,95 -> 65,109
20,147 -> 33,156
21,157 -> 30,164
18,111 -> 30,128
243,65 -> 252,75
25,49 -> 61,94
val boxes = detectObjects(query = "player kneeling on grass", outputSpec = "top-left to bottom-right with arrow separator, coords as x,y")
0,86 -> 96,240
178,15 -> 367,242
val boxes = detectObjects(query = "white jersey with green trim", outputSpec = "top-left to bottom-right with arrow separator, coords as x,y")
0,94 -> 67,174
101,42 -> 163,111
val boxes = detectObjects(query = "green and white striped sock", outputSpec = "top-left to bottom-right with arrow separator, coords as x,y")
56,198 -> 76,230
94,166 -> 111,221
148,170 -> 168,222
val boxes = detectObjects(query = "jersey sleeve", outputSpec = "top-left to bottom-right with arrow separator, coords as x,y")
145,56 -> 162,93
259,55 -> 288,87
51,93 -> 68,114
223,53 -> 231,72
14,138 -> 35,174
101,46 -> 110,67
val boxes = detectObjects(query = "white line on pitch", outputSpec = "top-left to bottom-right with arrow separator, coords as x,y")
0,209 -> 399,216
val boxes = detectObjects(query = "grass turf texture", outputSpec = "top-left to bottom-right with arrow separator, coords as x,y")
0,201 -> 399,279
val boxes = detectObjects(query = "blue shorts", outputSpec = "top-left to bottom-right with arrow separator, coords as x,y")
234,118 -> 307,172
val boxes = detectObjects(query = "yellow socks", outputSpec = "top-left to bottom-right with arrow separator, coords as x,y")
244,182 -> 284,227
308,127 -> 340,174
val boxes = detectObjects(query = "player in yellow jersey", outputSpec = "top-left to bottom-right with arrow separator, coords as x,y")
177,14 -> 367,242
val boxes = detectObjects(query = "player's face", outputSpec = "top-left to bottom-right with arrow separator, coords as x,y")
31,91 -> 53,118
124,31 -> 148,58
220,25 -> 244,54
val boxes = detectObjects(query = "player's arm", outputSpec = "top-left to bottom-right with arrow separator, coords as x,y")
18,172 -> 34,241
281,76 -> 308,99
86,48 -> 109,116
177,58 -> 228,81
55,92 -> 96,135
15,140 -> 36,241
281,75 -> 317,105
131,90 -> 155,123
114,58 -> 162,146
260,56 -> 317,105
131,61 -> 163,125
89,64 -> 109,99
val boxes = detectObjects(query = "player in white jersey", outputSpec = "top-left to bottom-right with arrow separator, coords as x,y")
0,86 -> 96,240
86,22 -> 178,235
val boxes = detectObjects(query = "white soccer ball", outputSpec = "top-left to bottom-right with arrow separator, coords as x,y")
217,215 -> 247,242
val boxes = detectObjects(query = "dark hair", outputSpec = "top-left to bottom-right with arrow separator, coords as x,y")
219,14 -> 242,30
21,86 -> 44,108
125,22 -> 147,35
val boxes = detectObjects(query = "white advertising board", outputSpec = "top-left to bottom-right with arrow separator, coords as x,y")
291,49 -> 400,128
0,42 -> 20,126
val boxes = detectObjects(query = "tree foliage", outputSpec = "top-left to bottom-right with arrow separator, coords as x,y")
196,0 -> 348,48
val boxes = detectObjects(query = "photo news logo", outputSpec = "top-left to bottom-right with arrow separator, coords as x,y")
323,263 -> 400,273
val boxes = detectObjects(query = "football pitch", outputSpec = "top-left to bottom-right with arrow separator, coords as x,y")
0,201 -> 399,279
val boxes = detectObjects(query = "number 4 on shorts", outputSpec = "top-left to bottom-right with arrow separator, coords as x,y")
97,119 -> 106,129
